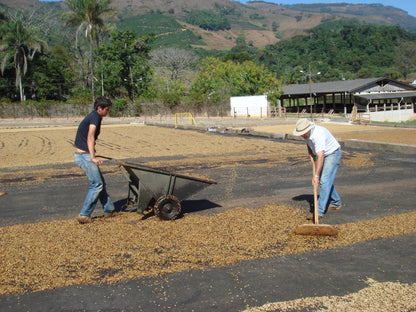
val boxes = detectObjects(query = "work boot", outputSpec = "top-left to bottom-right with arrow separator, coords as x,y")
77,215 -> 92,224
328,205 -> 342,211
306,214 -> 323,221
104,211 -> 118,218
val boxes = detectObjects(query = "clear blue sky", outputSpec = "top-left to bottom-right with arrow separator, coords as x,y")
39,0 -> 415,18
239,0 -> 416,18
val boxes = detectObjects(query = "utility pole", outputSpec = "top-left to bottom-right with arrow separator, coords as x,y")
301,64 -> 320,121
308,64 -> 313,120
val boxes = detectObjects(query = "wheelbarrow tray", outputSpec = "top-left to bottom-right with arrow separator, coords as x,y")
117,160 -> 217,218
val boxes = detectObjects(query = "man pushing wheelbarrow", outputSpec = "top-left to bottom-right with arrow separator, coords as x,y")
74,96 -> 117,224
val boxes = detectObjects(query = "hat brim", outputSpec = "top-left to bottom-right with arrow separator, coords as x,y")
293,125 -> 313,136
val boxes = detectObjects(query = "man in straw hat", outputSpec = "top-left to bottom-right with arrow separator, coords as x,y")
293,118 -> 342,220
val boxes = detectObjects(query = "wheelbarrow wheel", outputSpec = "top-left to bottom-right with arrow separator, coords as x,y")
154,195 -> 181,220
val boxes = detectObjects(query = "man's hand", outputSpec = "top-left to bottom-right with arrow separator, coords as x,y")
92,157 -> 103,166
311,160 -> 320,185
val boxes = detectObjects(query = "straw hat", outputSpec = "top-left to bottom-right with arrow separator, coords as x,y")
293,118 -> 314,136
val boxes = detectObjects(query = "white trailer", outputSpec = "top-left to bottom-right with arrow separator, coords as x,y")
230,95 -> 269,118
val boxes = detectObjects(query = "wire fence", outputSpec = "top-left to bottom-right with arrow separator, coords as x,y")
0,101 -> 232,120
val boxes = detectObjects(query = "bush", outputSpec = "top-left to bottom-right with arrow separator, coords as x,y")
111,98 -> 127,117
67,88 -> 93,106
134,102 -> 143,116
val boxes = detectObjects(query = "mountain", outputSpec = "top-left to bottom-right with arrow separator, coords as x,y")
1,0 -> 416,50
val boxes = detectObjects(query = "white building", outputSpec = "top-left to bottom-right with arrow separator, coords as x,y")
230,95 -> 269,118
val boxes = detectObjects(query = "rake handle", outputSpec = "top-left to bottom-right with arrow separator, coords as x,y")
313,161 -> 319,225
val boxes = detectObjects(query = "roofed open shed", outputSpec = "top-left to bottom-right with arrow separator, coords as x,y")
279,77 -> 416,118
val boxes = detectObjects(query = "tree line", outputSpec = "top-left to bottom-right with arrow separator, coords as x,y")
1,0 -> 416,118
259,20 -> 416,84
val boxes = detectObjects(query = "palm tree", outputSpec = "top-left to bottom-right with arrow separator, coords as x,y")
0,19 -> 44,102
61,0 -> 116,101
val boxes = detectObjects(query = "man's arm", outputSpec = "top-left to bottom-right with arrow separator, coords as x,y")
312,150 -> 324,186
307,145 -> 314,162
87,124 -> 102,166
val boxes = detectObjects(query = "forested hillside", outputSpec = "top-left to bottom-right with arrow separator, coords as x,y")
0,0 -> 416,118
259,20 -> 416,84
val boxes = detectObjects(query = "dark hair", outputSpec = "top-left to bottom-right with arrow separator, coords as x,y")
94,96 -> 112,110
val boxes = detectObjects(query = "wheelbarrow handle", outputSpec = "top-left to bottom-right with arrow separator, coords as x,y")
96,155 -> 122,166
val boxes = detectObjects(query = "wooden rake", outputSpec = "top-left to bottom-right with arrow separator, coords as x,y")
294,162 -> 338,236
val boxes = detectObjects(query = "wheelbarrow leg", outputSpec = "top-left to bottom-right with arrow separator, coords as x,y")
119,164 -> 150,214
126,182 -> 139,211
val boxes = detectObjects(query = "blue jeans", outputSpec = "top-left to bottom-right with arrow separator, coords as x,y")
318,148 -> 342,216
74,153 -> 115,216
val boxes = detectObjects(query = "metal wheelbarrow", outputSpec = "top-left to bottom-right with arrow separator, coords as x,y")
114,159 -> 217,220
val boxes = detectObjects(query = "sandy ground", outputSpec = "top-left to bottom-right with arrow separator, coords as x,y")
0,124 -> 305,169
0,119 -> 414,169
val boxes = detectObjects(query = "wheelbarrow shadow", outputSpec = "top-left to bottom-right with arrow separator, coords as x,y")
114,198 -> 220,219
181,199 -> 221,215
292,194 -> 314,213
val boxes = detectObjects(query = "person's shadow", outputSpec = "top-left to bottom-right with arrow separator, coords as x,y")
292,194 -> 314,213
